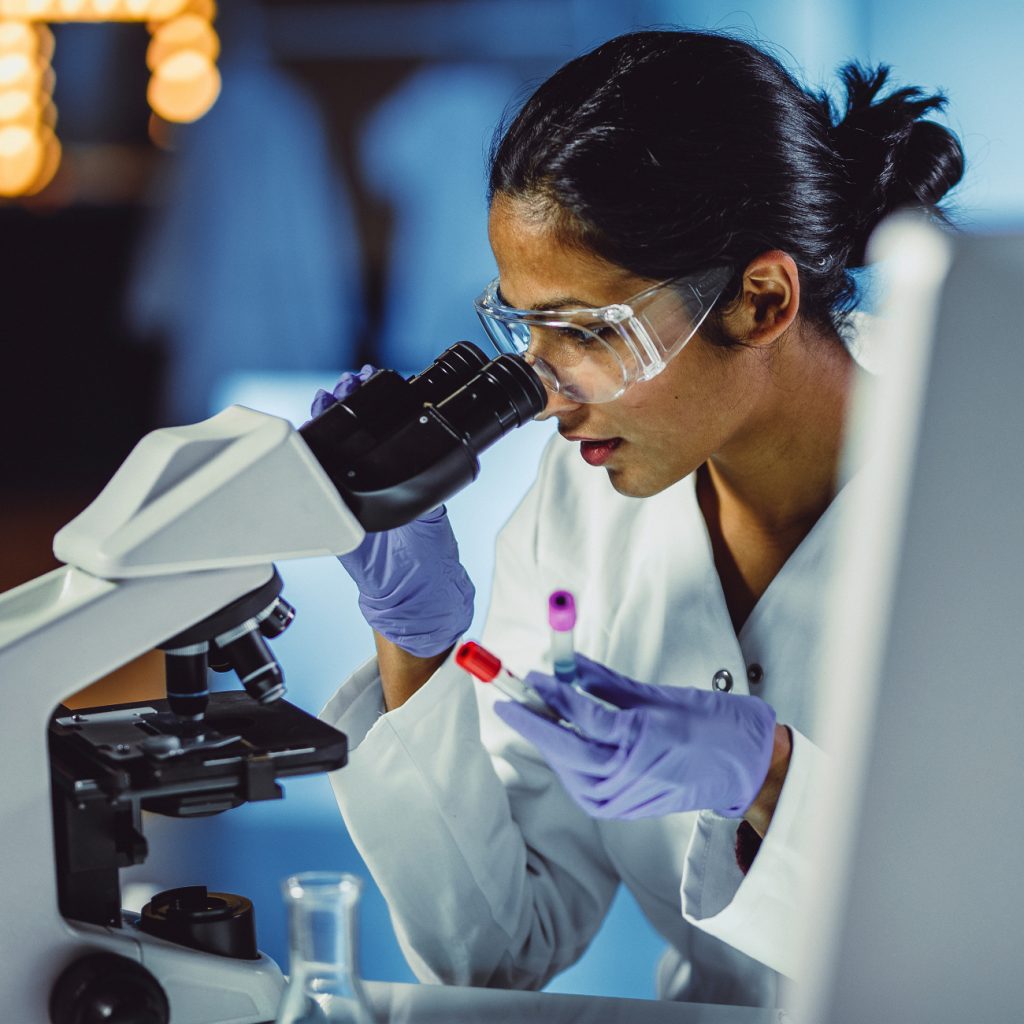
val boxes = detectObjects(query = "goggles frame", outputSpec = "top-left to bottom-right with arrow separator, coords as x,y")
474,266 -> 733,404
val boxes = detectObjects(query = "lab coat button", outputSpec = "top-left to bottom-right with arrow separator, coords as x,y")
747,663 -> 764,684
712,669 -> 733,692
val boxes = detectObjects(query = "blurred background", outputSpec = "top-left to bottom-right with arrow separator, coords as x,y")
2,0 -> 1018,1000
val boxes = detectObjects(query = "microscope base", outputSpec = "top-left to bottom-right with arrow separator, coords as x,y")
58,917 -> 284,1024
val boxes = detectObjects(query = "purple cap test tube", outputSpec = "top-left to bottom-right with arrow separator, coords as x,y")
548,591 -> 577,682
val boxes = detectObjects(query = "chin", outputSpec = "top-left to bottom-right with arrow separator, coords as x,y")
605,457 -> 692,498
605,466 -> 667,499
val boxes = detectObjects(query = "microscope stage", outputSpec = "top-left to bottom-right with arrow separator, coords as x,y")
49,692 -> 347,817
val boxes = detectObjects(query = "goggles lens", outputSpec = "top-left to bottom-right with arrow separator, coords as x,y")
481,317 -> 631,403
474,268 -> 729,404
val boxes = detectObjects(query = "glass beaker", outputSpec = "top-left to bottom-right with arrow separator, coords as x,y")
275,871 -> 374,1024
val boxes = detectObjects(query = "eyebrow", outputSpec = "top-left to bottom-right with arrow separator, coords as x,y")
496,285 -> 596,311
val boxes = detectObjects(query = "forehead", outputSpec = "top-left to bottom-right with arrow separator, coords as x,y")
487,197 -> 652,309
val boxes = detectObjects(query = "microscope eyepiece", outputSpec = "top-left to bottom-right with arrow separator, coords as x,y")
407,341 -> 490,404
300,344 -> 546,531
435,353 -> 547,449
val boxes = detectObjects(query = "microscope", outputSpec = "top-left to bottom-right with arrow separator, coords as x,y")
0,344 -> 545,1024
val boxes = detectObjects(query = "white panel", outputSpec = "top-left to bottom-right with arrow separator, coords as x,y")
798,224 -> 1024,1022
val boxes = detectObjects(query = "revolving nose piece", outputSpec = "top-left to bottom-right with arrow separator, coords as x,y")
216,630 -> 286,704
259,597 -> 296,639
207,646 -> 231,673
164,646 -> 210,720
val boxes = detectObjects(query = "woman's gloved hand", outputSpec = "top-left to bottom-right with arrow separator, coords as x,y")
493,654 -> 777,819
311,368 -> 475,659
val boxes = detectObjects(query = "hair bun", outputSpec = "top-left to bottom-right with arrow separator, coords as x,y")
825,63 -> 965,265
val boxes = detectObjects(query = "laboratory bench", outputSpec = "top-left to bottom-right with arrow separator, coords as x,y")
336,981 -> 782,1023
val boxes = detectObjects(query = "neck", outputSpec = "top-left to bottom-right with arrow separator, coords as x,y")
705,325 -> 862,535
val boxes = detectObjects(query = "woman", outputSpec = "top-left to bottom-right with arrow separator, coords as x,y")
317,30 -> 963,1006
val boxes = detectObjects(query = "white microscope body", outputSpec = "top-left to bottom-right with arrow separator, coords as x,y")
0,345 -> 545,1023
1,406 -> 363,1023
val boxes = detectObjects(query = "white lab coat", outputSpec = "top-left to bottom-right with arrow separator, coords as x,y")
322,434 -> 844,1006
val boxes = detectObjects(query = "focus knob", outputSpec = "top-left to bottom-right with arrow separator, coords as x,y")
50,952 -> 169,1024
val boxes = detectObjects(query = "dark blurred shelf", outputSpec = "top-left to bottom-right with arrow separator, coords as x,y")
264,0 -> 586,60
0,203 -> 165,493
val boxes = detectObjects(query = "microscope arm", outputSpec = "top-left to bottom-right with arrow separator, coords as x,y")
53,404 -> 364,580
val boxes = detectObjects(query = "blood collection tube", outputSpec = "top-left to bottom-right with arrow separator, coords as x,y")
547,590 -> 620,711
455,641 -> 585,735
548,590 -> 578,683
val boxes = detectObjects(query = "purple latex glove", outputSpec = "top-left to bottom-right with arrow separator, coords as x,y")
310,364 -> 377,417
310,368 -> 475,659
338,507 -> 474,657
493,654 -> 777,819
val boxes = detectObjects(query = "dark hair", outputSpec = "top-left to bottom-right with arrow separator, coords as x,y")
488,30 -> 964,339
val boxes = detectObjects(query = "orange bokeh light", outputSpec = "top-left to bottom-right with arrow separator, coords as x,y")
146,12 -> 218,70
34,21 -> 53,60
0,0 -> 220,195
55,0 -> 88,16
0,19 -> 40,53
0,0 -> 190,20
0,52 -> 44,92
0,121 -> 43,195
147,48 -> 219,123
90,0 -> 120,18
0,88 -> 37,124
22,121 -> 58,193
145,0 -> 189,19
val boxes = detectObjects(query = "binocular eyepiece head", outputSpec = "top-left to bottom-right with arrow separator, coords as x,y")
300,343 -> 546,531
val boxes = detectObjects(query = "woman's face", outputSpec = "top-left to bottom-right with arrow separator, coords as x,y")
488,197 -> 774,498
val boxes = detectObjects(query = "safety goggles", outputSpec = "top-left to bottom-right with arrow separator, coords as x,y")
474,267 -> 732,404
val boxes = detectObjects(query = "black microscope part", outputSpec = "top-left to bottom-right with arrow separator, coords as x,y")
164,647 -> 210,720
221,629 -> 286,704
406,340 -> 490,404
259,597 -> 295,638
160,570 -> 292,722
161,570 -> 285,649
49,692 -> 347,930
300,345 -> 546,531
140,886 -> 259,961
50,952 -> 170,1024
435,353 -> 547,448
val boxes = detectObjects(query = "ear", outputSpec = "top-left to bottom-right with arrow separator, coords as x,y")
720,250 -> 801,347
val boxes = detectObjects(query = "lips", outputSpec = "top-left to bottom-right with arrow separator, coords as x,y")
565,435 -> 623,467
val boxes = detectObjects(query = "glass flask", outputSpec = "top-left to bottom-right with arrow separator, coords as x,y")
275,872 -> 374,1024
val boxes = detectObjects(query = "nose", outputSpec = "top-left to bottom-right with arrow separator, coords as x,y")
534,386 -> 583,421
522,352 -> 583,420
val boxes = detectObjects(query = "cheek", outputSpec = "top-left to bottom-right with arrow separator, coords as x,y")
614,347 -> 739,471
620,352 -> 711,432
598,336 -> 738,445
